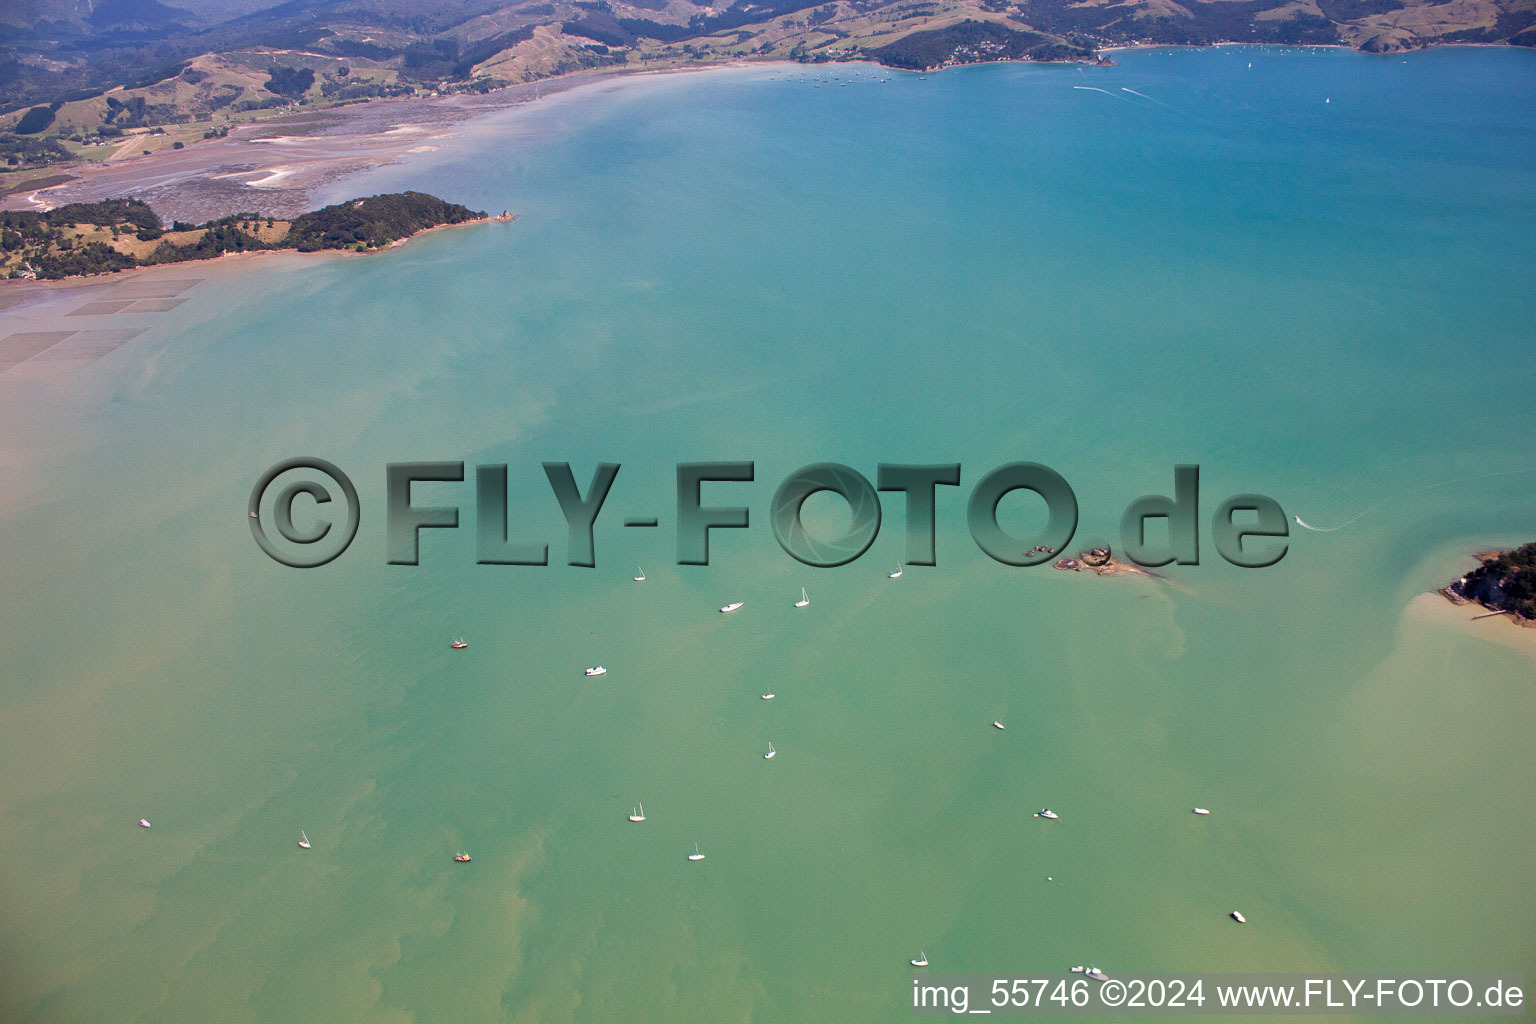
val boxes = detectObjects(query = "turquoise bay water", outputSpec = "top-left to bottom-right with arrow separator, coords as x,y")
0,47 -> 1533,1022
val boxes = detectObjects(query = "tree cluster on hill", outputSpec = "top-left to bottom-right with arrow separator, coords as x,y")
33,242 -> 138,278
1,199 -> 160,236
0,133 -> 72,167
15,104 -> 60,134
284,192 -> 482,252
264,65 -> 317,99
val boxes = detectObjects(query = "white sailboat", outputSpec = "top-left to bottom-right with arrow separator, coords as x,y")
298,830 -> 311,850
634,566 -> 645,582
687,842 -> 706,861
1192,807 -> 1211,815
720,601 -> 744,613
764,742 -> 776,760
628,802 -> 645,822
761,693 -> 775,700
794,587 -> 809,608
888,562 -> 903,578
138,818 -> 151,829
911,951 -> 929,967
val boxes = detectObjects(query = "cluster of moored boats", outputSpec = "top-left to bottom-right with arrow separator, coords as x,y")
147,554 -> 1247,967
438,570 -> 827,864
447,569 -> 1249,965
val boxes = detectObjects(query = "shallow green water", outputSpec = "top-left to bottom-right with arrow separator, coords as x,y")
0,46 -> 1533,1023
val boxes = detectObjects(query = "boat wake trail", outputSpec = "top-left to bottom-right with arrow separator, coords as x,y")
1072,85 -> 1120,98
1119,87 -> 1170,107
1293,467 -> 1536,533
1295,516 -> 1343,532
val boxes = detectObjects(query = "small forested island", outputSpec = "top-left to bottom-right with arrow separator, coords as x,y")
1,192 -> 497,281
1442,542 -> 1536,625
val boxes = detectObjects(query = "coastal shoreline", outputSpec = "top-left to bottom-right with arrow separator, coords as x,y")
1438,547 -> 1536,629
0,212 -> 512,295
7,43 -> 1526,225
0,61 -> 791,224
1415,593 -> 1536,662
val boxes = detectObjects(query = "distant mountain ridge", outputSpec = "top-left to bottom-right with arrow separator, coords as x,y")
2,0 -> 1533,114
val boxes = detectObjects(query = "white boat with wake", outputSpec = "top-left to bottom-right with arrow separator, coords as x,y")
687,842 -> 706,861
794,587 -> 809,608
